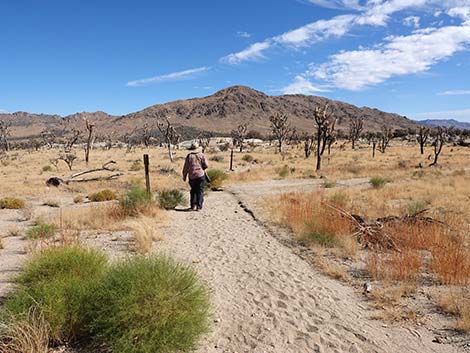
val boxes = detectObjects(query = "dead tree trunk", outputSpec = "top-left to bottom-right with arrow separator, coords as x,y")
417,126 -> 429,155
157,118 -> 180,162
85,119 -> 95,164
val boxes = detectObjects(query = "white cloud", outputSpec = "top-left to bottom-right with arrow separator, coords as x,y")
414,108 -> 470,122
282,76 -> 329,94
312,25 -> 470,90
438,90 -> 470,95
237,31 -> 252,38
306,0 -> 363,10
127,67 -> 210,87
220,42 -> 271,64
403,16 -> 420,28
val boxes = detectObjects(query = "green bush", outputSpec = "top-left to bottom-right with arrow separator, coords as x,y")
26,221 -> 57,240
206,169 -> 228,191
42,165 -> 53,172
119,186 -> 154,216
2,246 -> 108,342
369,176 -> 387,189
210,155 -> 224,162
158,189 -> 185,210
0,197 -> 25,209
88,189 -> 117,202
89,256 -> 210,353
300,230 -> 336,248
407,200 -> 428,215
278,165 -> 290,178
242,154 -> 254,162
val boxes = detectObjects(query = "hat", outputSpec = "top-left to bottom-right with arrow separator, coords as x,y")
188,143 -> 203,152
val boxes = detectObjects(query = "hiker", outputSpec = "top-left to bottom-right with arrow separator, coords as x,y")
182,144 -> 209,211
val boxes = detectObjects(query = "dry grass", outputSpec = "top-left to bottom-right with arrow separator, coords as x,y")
0,307 -> 50,353
437,288 -> 470,331
50,204 -> 125,231
314,257 -> 350,282
366,250 -> 422,283
431,236 -> 470,285
126,216 -> 164,254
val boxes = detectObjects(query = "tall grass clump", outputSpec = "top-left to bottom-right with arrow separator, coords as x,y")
2,246 -> 108,343
369,176 -> 387,189
89,256 -> 210,353
119,186 -> 155,216
0,198 -> 25,209
158,189 -> 185,210
26,221 -> 57,240
206,169 -> 228,191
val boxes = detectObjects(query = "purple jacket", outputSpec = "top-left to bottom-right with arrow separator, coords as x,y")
182,152 -> 208,181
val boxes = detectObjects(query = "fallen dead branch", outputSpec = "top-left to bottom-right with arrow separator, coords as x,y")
46,161 -> 123,186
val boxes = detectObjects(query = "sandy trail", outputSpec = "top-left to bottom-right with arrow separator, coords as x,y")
158,186 -> 462,353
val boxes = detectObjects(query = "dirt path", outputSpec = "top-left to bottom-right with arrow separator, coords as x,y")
158,187 -> 463,353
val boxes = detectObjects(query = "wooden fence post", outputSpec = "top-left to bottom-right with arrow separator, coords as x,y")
143,154 -> 151,194
230,149 -> 234,171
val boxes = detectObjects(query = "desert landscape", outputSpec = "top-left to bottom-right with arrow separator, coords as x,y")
0,106 -> 469,352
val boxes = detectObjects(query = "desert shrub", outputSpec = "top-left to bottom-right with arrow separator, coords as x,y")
127,217 -> 162,254
206,169 -> 228,190
406,200 -> 428,215
2,246 -> 108,343
89,256 -> 210,353
346,163 -> 363,175
218,143 -> 230,152
210,155 -> 224,162
88,189 -> 117,202
431,237 -> 470,285
328,191 -> 350,208
43,200 -> 60,208
42,165 -> 53,172
26,221 -> 57,240
158,166 -> 177,175
300,228 -> 336,247
369,176 -> 387,189
129,160 -> 142,171
242,154 -> 254,162
437,289 -> 470,331
0,198 -> 25,209
73,195 -> 84,204
119,186 -> 154,216
323,180 -> 336,188
278,165 -> 290,178
397,160 -> 408,169
366,250 -> 422,283
158,189 -> 185,210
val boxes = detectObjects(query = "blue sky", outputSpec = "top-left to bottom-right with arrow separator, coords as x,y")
1,0 -> 470,122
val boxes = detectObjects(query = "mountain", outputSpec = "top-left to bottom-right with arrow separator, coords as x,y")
1,86 -> 421,140
419,119 -> 470,130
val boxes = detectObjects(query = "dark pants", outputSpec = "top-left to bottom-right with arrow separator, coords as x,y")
189,177 -> 205,209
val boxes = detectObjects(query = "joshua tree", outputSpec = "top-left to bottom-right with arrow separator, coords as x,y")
417,126 -> 430,155
122,127 -> 138,152
140,123 -> 155,148
0,120 -> 11,151
84,119 -> 95,164
429,127 -> 448,167
313,104 -> 336,171
198,132 -> 212,153
59,153 -> 77,171
231,123 -> 248,152
378,125 -> 392,153
63,127 -> 81,153
269,113 -> 291,153
41,129 -> 56,149
303,133 -> 315,159
157,118 -> 180,162
349,115 -> 364,149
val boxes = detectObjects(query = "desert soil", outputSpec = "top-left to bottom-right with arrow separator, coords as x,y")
0,178 -> 468,352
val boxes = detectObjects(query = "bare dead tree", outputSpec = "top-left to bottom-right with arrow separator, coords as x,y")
59,153 -> 77,171
429,127 -> 448,167
231,123 -> 248,152
417,126 -> 430,155
349,115 -> 364,149
0,120 -> 11,151
378,125 -> 392,153
269,113 -> 291,153
313,104 -> 336,171
157,118 -> 181,162
63,127 -> 81,152
41,129 -> 56,149
122,127 -> 138,152
84,119 -> 95,164
50,157 -> 60,171
140,123 -> 155,148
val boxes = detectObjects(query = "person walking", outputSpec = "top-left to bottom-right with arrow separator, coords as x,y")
182,144 -> 208,211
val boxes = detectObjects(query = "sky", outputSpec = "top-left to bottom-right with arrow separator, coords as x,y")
1,0 -> 470,122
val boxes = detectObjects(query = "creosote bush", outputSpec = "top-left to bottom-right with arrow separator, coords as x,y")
158,189 -> 185,210
1,247 -> 210,352
2,246 -> 107,343
278,165 -> 290,178
119,186 -> 155,216
206,169 -> 228,191
88,189 -> 117,202
242,154 -> 254,162
89,256 -> 210,353
0,198 -> 25,209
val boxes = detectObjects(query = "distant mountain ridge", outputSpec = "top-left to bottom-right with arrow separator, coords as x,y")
1,85 -> 422,139
419,119 -> 470,130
